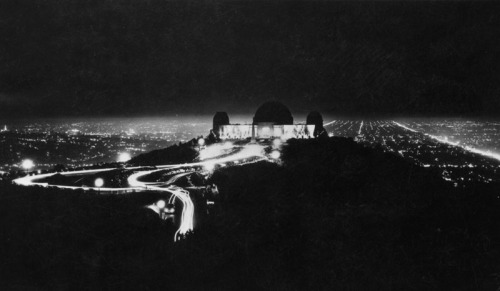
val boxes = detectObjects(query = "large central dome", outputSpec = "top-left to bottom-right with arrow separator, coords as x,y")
253,101 -> 293,125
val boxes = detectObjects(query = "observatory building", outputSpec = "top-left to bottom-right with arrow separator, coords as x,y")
213,101 -> 326,140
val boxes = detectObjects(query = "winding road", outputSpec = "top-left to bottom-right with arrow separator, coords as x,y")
13,142 -> 272,241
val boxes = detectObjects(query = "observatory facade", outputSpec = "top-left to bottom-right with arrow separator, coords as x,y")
213,101 -> 324,140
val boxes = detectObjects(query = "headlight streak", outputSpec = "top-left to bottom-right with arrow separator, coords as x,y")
358,121 -> 364,136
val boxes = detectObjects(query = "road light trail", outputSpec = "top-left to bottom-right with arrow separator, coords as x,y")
393,121 -> 418,133
128,169 -> 194,241
13,167 -> 144,192
128,143 -> 268,241
323,120 -> 336,127
358,121 -> 364,135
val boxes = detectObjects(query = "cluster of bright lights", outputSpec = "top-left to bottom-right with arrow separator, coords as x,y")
198,143 -> 266,166
199,141 -> 234,160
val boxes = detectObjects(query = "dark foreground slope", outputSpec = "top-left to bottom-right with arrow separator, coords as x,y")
1,137 -> 499,290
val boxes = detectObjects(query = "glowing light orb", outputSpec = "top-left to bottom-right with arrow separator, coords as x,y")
270,150 -> 281,159
156,200 -> 166,209
118,152 -> 131,162
198,138 -> 205,146
21,159 -> 34,170
94,178 -> 104,188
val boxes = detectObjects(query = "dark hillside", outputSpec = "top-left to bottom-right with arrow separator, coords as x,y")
0,184 -> 178,289
203,137 -> 500,290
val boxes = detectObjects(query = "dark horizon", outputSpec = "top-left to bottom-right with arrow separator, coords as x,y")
1,1 -> 500,117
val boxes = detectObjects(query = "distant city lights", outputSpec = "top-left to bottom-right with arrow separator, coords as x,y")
394,122 -> 500,162
0,119 -> 209,173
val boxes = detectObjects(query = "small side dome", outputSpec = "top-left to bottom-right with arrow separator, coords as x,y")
306,111 -> 323,127
213,112 -> 230,135
253,101 -> 293,125
307,111 -> 327,138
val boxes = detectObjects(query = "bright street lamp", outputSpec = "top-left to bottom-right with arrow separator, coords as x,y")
198,138 -> 205,151
157,200 -> 166,209
270,150 -> 281,160
21,159 -> 34,170
95,178 -> 104,193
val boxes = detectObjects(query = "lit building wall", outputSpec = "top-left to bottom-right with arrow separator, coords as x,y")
283,125 -> 315,139
219,125 -> 253,139
219,124 -> 315,140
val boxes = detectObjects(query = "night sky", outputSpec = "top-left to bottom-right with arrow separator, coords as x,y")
1,0 -> 500,117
